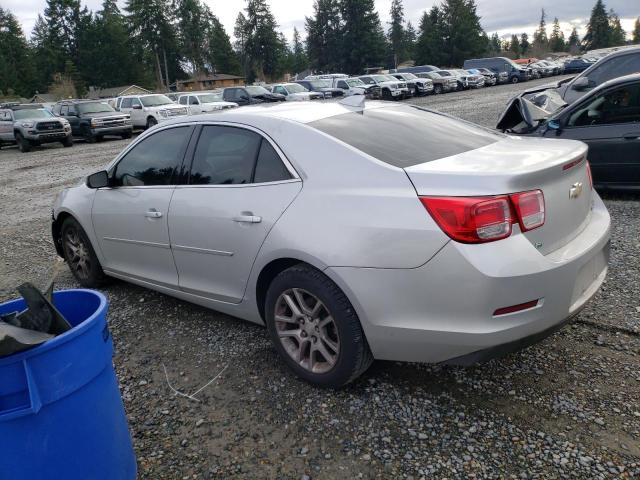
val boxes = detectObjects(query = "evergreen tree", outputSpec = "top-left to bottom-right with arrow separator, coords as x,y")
243,0 -> 284,81
0,7 -> 36,97
203,9 -> 241,75
568,27 -> 580,53
339,0 -> 386,74
549,17 -> 566,52
388,0 -> 406,66
291,27 -> 308,74
608,10 -> 626,46
415,7 -> 445,66
305,0 -> 342,73
487,32 -> 501,55
532,8 -> 548,54
509,34 -> 520,58
583,0 -> 611,50
633,18 -> 640,44
439,0 -> 487,67
519,33 -> 530,57
404,21 -> 417,60
175,0 -> 208,74
234,13 -> 249,79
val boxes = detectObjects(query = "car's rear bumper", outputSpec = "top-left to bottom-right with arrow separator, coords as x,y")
326,194 -> 610,364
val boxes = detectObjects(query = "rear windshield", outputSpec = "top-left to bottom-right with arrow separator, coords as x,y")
310,105 -> 501,167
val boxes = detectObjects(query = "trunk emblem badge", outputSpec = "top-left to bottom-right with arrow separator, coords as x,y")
569,182 -> 583,199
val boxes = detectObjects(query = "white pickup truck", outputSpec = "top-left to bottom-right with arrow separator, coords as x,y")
115,94 -> 189,129
177,92 -> 238,114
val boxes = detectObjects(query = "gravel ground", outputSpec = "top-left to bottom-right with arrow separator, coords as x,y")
1,76 -> 639,479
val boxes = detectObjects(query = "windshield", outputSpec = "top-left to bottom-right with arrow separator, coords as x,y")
197,93 -> 224,103
346,79 -> 365,87
14,109 -> 53,120
425,72 -> 441,79
140,95 -> 174,107
402,73 -> 417,80
77,102 -> 114,114
246,86 -> 270,96
372,75 -> 390,82
310,80 -> 330,88
285,84 -> 307,93
384,75 -> 399,82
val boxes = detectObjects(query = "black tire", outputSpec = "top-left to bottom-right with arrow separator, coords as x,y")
511,76 -> 519,84
146,117 -> 158,129
60,217 -> 108,288
16,133 -> 31,153
381,88 -> 392,101
434,84 -> 443,95
265,264 -> 373,388
121,130 -> 132,139
61,136 -> 73,148
414,86 -> 421,97
83,127 -> 96,143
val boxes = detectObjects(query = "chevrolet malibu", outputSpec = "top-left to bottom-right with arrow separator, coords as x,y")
52,100 -> 610,387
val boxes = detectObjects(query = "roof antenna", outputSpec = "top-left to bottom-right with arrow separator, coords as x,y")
339,94 -> 366,109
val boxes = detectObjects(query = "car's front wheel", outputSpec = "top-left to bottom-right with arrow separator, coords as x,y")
434,84 -> 443,94
511,76 -> 519,84
265,264 -> 373,388
61,217 -> 108,288
146,117 -> 158,129
16,133 -> 31,152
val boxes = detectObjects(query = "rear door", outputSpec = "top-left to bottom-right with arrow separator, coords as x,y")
551,80 -> 640,188
0,110 -> 14,142
92,125 -> 193,286
168,124 -> 301,303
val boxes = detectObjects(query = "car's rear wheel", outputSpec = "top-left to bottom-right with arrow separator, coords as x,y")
16,133 -> 31,152
61,217 -> 108,288
265,264 -> 373,388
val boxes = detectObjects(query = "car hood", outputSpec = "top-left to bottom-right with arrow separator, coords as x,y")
496,87 -> 567,132
253,92 -> 285,100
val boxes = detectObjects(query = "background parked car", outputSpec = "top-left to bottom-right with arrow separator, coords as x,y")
390,72 -> 434,96
497,73 -> 640,190
115,94 -> 188,129
222,86 -> 286,105
53,99 -> 132,142
415,71 -> 458,93
467,68 -> 497,86
295,79 -> 344,98
464,57 -> 531,83
0,103 -> 72,152
270,83 -> 324,101
393,65 -> 439,74
177,92 -> 238,114
557,47 -> 640,104
563,58 -> 592,74
358,74 -> 407,100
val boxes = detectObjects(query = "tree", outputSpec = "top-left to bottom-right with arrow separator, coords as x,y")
0,7 -> 36,97
583,0 -> 611,50
175,0 -> 208,74
633,18 -> 640,44
439,0 -> 487,67
305,0 -> 342,73
568,27 -> 580,54
519,33 -> 530,57
549,17 -> 565,52
415,7 -> 445,66
532,8 -> 548,55
509,34 -> 520,58
388,0 -> 406,66
290,27 -> 308,74
203,10 -> 241,75
487,32 -> 501,55
609,10 -> 626,46
243,0 -> 285,81
404,21 -> 417,60
339,0 -> 386,74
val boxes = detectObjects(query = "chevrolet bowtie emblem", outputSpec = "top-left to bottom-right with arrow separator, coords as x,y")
569,182 -> 583,199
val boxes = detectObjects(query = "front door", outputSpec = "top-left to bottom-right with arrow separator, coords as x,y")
168,124 -> 301,303
552,80 -> 640,188
119,97 -> 145,128
92,125 -> 193,287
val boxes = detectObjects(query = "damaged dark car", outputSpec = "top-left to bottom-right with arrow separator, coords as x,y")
497,73 -> 640,191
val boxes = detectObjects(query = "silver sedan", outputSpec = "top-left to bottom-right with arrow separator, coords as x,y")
52,100 -> 610,387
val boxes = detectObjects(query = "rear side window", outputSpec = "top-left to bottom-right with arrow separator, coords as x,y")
113,127 -> 191,186
254,141 -> 291,183
310,105 -> 501,167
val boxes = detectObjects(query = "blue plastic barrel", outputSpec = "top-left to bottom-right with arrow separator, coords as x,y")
0,289 -> 137,480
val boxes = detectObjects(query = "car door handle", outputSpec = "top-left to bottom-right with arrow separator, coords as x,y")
233,214 -> 262,223
623,133 -> 640,140
145,209 -> 163,218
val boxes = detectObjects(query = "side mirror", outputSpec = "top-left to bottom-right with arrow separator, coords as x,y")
87,171 -> 110,189
571,76 -> 590,91
132,104 -> 142,110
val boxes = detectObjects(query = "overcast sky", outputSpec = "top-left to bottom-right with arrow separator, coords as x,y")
7,0 -> 639,43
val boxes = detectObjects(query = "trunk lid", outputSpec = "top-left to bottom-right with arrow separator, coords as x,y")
405,136 -> 592,255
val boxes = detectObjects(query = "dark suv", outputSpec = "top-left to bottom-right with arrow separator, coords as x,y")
53,100 -> 132,143
222,86 -> 285,106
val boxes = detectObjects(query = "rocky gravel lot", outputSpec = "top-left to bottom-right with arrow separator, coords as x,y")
1,76 -> 639,479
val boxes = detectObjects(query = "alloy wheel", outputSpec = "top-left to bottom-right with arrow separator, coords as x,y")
274,288 -> 340,374
64,227 -> 91,280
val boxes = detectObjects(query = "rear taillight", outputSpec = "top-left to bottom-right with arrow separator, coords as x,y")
420,189 -> 545,244
510,190 -> 545,232
586,161 -> 593,189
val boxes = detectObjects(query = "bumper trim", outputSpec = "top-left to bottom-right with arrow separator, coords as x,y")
443,314 -> 575,366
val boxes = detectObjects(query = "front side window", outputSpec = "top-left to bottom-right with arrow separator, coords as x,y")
337,80 -> 348,89
179,96 -> 188,105
587,54 -> 640,86
113,127 -> 191,186
190,126 -> 291,185
121,98 -> 132,108
77,102 -> 114,114
567,83 -> 640,127
274,86 -> 287,95
188,96 -> 199,105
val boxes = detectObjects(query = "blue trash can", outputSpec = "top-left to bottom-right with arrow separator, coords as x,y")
0,289 -> 137,480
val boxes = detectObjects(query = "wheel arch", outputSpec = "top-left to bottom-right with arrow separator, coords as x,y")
51,210 -> 75,257
255,257 -> 312,322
